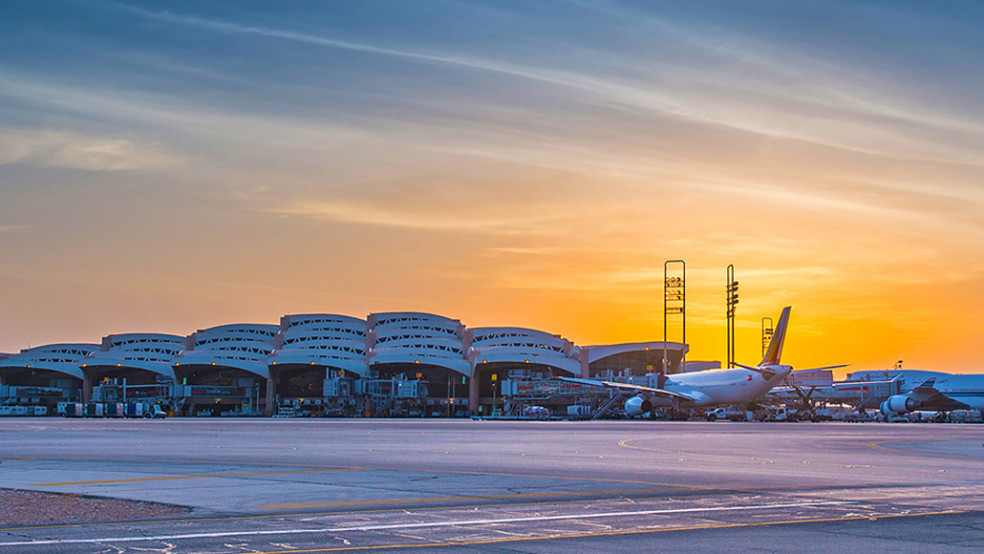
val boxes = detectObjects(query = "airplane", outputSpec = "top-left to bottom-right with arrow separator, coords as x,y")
865,373 -> 984,417
562,307 -> 840,418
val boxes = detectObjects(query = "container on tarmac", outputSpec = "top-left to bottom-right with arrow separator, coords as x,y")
566,405 -> 592,419
125,402 -> 167,418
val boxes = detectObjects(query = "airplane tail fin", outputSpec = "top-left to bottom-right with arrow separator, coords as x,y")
759,306 -> 791,367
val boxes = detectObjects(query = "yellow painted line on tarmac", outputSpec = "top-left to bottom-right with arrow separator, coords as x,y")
867,438 -> 969,451
619,438 -> 661,452
257,487 -> 690,509
29,467 -> 367,487
396,466 -> 700,488
866,438 -> 984,461
4,455 -> 360,470
248,509 -> 970,553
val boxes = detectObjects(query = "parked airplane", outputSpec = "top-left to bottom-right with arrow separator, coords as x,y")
829,370 -> 946,411
867,373 -> 984,416
562,307 -> 836,417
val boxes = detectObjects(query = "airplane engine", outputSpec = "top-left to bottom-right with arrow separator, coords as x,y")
625,395 -> 652,417
880,394 -> 918,415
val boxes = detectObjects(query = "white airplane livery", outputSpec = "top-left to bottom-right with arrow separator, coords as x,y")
876,374 -> 984,416
563,306 -> 823,417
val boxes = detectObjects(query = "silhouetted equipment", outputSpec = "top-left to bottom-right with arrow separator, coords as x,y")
726,264 -> 739,368
663,260 -> 686,374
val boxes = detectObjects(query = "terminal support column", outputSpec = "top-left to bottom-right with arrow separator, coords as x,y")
264,377 -> 274,416
468,374 -> 479,414
82,372 -> 93,403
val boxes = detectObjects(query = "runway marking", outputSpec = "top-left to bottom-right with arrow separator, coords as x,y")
0,489 -> 732,532
29,467 -> 367,487
257,487 -> 692,509
867,438 -> 984,455
619,438 -> 660,452
620,438 -> 958,474
246,509 -> 969,553
0,500 -> 850,547
388,466 -> 710,490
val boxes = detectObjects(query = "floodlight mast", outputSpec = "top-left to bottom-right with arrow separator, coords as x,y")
761,317 -> 774,358
663,260 -> 685,374
726,264 -> 739,368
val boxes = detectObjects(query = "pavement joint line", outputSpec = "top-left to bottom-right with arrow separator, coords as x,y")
0,500 -> 853,547
256,487 -> 694,509
245,509 -> 972,554
28,468 -> 369,487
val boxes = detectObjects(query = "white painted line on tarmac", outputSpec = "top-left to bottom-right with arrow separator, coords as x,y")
0,501 -> 849,547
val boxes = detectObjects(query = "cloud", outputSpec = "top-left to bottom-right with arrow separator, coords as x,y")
0,225 -> 29,233
0,127 -> 181,171
269,199 -> 575,235
0,74 -> 371,158
115,4 -> 984,165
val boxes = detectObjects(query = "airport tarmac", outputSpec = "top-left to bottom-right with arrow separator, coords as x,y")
1,418 -> 983,552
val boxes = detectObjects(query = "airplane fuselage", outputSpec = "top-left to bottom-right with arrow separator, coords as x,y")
915,374 -> 984,410
566,306 -> 794,417
849,370 -> 984,411
654,366 -> 790,407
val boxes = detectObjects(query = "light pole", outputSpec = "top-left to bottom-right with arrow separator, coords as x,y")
663,260 -> 686,374
761,317 -> 774,358
726,265 -> 739,368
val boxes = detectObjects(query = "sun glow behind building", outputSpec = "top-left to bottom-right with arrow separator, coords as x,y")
1,1 -> 983,375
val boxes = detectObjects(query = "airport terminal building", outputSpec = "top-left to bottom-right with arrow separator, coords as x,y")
0,312 -> 688,416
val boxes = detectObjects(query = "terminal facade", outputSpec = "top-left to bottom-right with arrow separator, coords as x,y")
0,312 -> 688,417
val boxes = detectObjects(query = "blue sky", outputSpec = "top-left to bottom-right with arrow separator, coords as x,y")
1,1 -> 983,371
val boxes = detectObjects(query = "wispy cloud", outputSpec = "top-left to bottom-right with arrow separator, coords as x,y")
0,225 -> 30,233
270,200 -> 507,232
0,127 -> 181,171
267,199 -> 602,236
0,74 -> 369,155
114,4 -> 984,165
574,0 -> 984,134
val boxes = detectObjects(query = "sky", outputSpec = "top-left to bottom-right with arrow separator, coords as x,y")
1,0 -> 983,375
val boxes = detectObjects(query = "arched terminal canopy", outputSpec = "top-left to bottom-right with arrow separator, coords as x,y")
583,341 -> 689,376
82,333 -> 184,380
173,324 -> 278,380
0,343 -> 98,381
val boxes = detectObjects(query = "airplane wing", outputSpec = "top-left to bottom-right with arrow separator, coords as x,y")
910,378 -> 970,411
559,377 -> 697,402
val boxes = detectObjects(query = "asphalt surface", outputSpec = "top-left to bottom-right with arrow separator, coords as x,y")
1,418 -> 983,552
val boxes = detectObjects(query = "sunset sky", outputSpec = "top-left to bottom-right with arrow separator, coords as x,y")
2,1 -> 983,375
